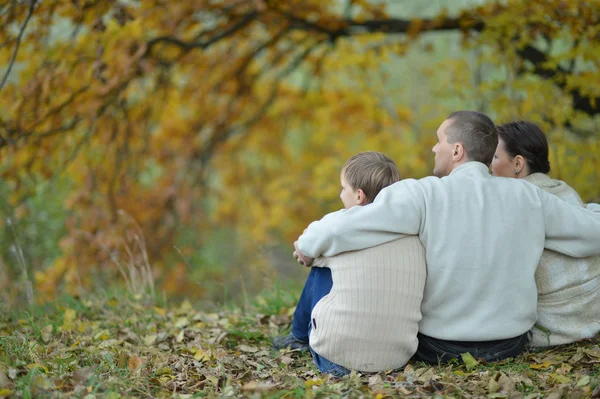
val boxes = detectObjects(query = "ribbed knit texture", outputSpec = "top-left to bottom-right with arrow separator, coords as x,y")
309,236 -> 426,372
525,173 -> 600,347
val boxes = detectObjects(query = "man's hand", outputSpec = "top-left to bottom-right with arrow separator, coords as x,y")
293,241 -> 314,267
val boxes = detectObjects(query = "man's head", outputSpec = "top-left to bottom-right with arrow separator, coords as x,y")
340,151 -> 401,209
432,111 -> 498,177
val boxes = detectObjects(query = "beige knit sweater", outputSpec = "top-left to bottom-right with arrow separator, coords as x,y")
525,173 -> 600,347
309,235 -> 426,372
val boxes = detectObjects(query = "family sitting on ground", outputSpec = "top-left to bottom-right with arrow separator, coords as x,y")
272,111 -> 600,377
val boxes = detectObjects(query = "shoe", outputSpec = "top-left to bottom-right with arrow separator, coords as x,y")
272,333 -> 309,351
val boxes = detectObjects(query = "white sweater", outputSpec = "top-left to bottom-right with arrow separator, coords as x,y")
309,236 -> 426,372
524,173 -> 600,347
298,162 -> 600,341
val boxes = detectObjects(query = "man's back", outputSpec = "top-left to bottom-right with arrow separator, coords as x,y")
415,163 -> 545,340
298,161 -> 600,342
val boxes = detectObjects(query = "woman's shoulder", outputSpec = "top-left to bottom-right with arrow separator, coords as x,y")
524,173 -> 584,206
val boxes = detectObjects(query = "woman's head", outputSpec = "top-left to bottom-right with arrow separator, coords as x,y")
491,121 -> 551,178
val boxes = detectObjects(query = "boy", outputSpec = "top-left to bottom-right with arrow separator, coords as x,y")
273,152 -> 427,376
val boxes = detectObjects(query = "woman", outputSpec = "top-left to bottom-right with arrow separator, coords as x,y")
491,120 -> 600,347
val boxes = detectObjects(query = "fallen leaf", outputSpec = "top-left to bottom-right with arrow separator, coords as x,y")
72,367 -> 94,384
530,361 -> 552,370
242,381 -> 279,391
461,352 -> 479,371
143,334 -> 157,345
62,308 -> 76,331
31,374 -> 53,391
280,354 -> 293,365
153,306 -> 166,316
368,374 -> 383,387
549,373 -> 571,384
576,375 -> 590,387
556,363 -> 573,374
305,377 -> 326,388
128,355 -> 143,372
174,317 -> 189,328
489,377 -> 500,394
584,346 -> 600,359
238,344 -> 259,353
0,371 -> 10,388
41,325 -> 53,343
545,392 -> 563,399
498,373 -> 515,393
193,348 -> 210,362
0,389 -> 12,398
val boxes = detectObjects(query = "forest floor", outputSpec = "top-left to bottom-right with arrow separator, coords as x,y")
1,288 -> 600,398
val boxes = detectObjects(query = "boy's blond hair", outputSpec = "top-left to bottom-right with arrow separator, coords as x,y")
342,151 -> 401,204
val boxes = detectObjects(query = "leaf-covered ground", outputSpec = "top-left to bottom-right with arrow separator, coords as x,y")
1,289 -> 600,398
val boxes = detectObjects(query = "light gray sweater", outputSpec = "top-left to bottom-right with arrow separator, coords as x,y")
309,236 -> 426,372
298,162 -> 600,341
524,173 -> 600,347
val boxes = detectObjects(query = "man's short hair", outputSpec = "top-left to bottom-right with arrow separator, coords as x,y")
342,151 -> 401,204
446,111 -> 498,166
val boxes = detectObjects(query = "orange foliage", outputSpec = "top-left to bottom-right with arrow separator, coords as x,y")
0,0 -> 598,300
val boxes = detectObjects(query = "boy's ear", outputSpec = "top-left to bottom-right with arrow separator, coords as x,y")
356,189 -> 368,205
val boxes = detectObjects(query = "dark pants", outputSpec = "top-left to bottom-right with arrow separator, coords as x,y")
291,267 -> 333,342
414,332 -> 529,364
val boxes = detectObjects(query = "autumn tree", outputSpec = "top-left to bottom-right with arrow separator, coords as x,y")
0,0 -> 598,302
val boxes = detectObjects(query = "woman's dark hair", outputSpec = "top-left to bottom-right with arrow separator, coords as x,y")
497,121 -> 551,174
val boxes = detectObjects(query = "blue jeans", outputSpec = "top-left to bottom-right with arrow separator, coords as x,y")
291,267 -> 350,377
310,346 -> 350,377
291,267 -> 333,342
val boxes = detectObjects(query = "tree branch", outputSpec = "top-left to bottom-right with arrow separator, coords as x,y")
0,0 -> 37,92
144,11 -> 259,56
518,44 -> 599,117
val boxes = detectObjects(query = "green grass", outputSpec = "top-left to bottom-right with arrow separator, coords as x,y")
1,289 -> 600,398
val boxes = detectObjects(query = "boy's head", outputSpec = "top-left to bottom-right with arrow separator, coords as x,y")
340,151 -> 401,209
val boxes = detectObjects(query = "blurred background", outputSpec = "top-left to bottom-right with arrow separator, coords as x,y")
1,0 -> 598,308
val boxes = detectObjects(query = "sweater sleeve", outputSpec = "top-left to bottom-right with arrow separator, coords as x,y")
542,190 -> 600,257
297,179 -> 424,258
586,203 -> 600,213
311,256 -> 328,267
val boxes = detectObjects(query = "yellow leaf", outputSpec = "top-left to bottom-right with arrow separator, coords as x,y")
153,306 -> 166,316
193,348 -> 210,362
0,389 -> 13,398
461,352 -> 479,371
549,373 -> 571,384
61,309 -> 76,331
305,378 -> 326,388
530,361 -> 552,370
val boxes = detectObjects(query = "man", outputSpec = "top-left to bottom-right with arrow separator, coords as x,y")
294,111 -> 600,363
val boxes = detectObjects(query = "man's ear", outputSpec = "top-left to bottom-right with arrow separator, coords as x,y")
452,143 -> 465,162
356,189 -> 368,205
